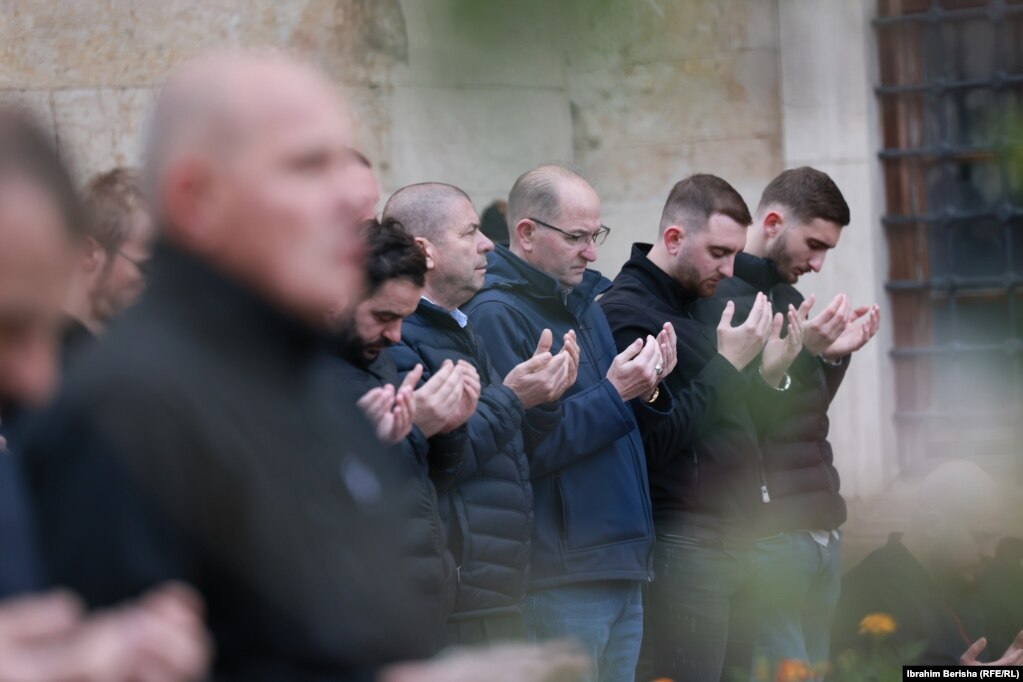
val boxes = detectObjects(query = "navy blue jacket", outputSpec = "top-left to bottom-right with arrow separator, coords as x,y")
690,252 -> 849,535
464,245 -> 669,588
388,298 -> 536,620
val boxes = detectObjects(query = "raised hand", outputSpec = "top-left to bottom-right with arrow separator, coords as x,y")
716,293 -> 772,370
357,366 -> 420,445
0,583 -> 211,682
606,334 -> 663,402
504,329 -> 578,409
800,293 -> 850,357
560,329 -> 580,392
961,630 -> 1023,666
440,361 -> 481,432
413,360 -> 464,438
822,303 -> 880,361
656,322 -> 678,378
760,306 -> 804,387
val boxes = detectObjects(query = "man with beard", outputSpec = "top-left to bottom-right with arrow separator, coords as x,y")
691,167 -> 880,676
329,217 -> 479,453
326,217 -> 479,644
383,182 -> 580,648
600,173 -> 805,681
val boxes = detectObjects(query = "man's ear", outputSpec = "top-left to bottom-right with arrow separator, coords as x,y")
161,154 -> 219,252
662,224 -> 685,255
414,237 -> 436,271
763,210 -> 785,239
514,219 -> 536,253
81,237 -> 107,275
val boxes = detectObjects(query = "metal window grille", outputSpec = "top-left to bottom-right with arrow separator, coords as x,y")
876,0 -> 1023,481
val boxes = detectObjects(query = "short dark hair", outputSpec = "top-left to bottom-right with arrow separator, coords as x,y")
366,218 -> 427,293
756,167 -> 850,227
83,167 -> 146,255
659,174 -> 751,234
0,106 -> 82,238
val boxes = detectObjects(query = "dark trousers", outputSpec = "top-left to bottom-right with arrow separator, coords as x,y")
640,534 -> 757,682
440,611 -> 527,649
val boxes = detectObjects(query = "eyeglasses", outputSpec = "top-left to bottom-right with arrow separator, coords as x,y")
117,251 -> 152,277
528,217 -> 611,247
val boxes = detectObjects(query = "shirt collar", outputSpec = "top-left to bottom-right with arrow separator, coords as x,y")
421,296 -> 468,328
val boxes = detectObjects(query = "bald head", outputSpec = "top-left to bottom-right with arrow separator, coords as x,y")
506,164 -> 602,288
146,52 -> 353,221
506,164 -> 592,242
382,183 -> 491,310
146,50 -> 368,323
381,183 -> 473,243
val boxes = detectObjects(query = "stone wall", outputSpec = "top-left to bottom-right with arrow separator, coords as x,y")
2,2 -> 908,499
0,0 -> 782,273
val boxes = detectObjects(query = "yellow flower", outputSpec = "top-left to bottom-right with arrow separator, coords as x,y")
775,659 -> 812,682
858,612 -> 897,636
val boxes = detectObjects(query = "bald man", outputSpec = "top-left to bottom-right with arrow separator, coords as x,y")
832,461 -> 1023,667
26,53 -> 440,679
382,182 -> 578,648
464,165 -> 676,682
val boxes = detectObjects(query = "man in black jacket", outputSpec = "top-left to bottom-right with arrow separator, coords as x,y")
600,174 -> 805,681
691,167 -> 880,675
382,182 -> 580,648
326,218 -> 485,647
23,53 -> 458,680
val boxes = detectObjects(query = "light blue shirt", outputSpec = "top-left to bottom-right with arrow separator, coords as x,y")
422,296 -> 468,329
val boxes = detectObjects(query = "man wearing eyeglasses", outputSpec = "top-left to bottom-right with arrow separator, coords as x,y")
463,164 -> 676,682
62,167 -> 154,360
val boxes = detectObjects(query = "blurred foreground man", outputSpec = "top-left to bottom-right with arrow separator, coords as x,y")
0,108 -> 209,681
691,167 -> 880,677
383,183 -> 579,647
465,165 -> 674,682
27,53 -> 460,679
27,53 -> 588,682
832,461 -> 1023,667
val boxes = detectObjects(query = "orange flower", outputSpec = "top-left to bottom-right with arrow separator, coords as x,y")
775,659 -> 812,682
858,612 -> 897,636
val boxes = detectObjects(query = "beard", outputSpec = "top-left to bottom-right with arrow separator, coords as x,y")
676,246 -> 721,297
767,232 -> 800,284
333,319 -> 389,368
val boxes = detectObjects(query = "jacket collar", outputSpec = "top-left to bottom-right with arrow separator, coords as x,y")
619,243 -> 699,310
732,251 -> 784,293
481,244 -> 611,317
409,296 -> 470,333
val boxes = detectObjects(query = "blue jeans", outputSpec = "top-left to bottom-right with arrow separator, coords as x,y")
524,581 -> 644,682
641,535 -> 757,682
751,531 -> 842,679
